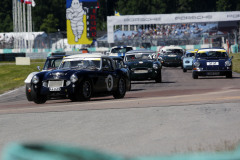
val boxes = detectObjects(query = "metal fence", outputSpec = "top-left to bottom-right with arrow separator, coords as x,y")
0,32 -> 65,50
97,33 -> 240,49
0,31 -> 239,51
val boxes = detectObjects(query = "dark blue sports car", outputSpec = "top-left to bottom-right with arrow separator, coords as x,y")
28,54 -> 130,104
192,48 -> 233,79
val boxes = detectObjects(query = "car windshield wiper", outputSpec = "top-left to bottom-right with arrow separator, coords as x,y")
70,66 -> 85,70
85,65 -> 98,70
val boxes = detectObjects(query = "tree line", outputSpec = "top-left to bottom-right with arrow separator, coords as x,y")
0,0 -> 239,33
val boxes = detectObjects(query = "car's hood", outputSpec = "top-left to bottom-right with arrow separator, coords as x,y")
42,70 -> 69,80
183,57 -> 193,61
126,60 -> 154,68
162,54 -> 182,59
43,69 -> 88,80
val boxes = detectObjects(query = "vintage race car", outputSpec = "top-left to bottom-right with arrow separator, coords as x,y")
111,56 -> 131,90
108,46 -> 133,57
25,54 -> 66,101
124,49 -> 162,82
182,49 -> 197,72
27,54 -> 130,104
158,51 -> 183,67
192,48 -> 233,79
158,46 -> 184,67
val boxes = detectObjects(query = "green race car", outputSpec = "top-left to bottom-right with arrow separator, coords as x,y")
124,49 -> 162,83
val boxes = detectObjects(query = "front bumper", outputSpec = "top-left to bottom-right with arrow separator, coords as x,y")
31,82 -> 77,99
130,69 -> 160,81
193,69 -> 232,76
161,60 -> 182,67
183,64 -> 193,70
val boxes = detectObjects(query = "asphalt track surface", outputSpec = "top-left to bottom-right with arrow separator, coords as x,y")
0,67 -> 240,156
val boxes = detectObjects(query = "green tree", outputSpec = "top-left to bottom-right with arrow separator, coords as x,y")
2,15 -> 13,32
33,0 -> 65,32
216,0 -> 232,11
192,0 -> 216,12
2,0 -> 240,33
117,0 -> 168,15
40,14 -> 59,33
177,0 -> 193,13
0,0 -> 13,32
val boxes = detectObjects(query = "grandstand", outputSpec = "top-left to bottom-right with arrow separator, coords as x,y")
106,11 -> 240,52
0,11 -> 240,55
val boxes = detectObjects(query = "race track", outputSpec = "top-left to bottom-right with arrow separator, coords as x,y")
0,67 -> 240,156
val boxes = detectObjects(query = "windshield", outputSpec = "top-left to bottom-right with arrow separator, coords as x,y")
59,59 -> 101,70
43,58 -> 63,70
111,47 -> 132,53
164,52 -> 183,56
186,53 -> 195,57
196,51 -> 228,58
125,53 -> 153,62
113,59 -> 124,69
166,49 -> 183,54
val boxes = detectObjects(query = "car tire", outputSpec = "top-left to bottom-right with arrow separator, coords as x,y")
155,71 -> 162,83
30,86 -> 47,104
129,82 -> 131,91
33,96 -> 47,104
192,72 -> 198,79
25,84 -> 33,101
76,79 -> 92,101
113,77 -> 126,99
183,68 -> 187,72
68,93 -> 77,102
226,72 -> 232,78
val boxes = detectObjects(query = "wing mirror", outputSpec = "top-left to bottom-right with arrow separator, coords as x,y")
37,66 -> 41,71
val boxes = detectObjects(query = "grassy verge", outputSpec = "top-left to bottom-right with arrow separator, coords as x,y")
0,61 -> 44,94
230,53 -> 240,73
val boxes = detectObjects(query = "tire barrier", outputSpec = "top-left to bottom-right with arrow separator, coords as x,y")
0,53 -> 26,61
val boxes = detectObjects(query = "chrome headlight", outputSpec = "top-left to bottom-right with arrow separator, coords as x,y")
153,64 -> 158,69
70,74 -> 78,83
225,61 -> 231,67
32,75 -> 39,84
194,61 -> 200,67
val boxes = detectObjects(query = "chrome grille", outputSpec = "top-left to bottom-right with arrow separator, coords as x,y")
48,81 -> 64,88
134,68 -> 148,73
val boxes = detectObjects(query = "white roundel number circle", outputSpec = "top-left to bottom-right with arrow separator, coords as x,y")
105,75 -> 113,91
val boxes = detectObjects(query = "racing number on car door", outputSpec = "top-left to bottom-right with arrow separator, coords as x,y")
101,58 -> 115,92
105,74 -> 113,91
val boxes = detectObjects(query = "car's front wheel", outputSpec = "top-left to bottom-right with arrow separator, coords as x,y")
68,93 -> 77,102
226,72 -> 232,78
113,77 -> 126,99
183,68 -> 187,72
155,71 -> 162,83
33,96 -> 47,104
192,72 -> 198,79
30,85 -> 47,104
75,79 -> 92,101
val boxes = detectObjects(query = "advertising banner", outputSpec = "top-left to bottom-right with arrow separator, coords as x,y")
107,11 -> 240,43
66,0 -> 98,45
